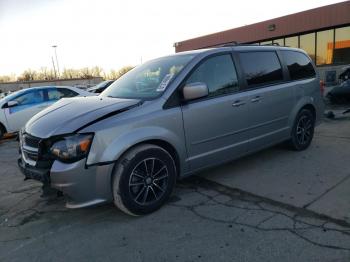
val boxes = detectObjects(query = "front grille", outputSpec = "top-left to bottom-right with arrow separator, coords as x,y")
24,134 -> 40,149
21,133 -> 42,165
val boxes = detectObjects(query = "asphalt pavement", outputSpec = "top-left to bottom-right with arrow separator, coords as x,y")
202,116 -> 350,224
1,134 -> 350,262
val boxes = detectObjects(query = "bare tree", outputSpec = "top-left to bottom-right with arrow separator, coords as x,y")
18,69 -> 37,81
0,65 -> 135,82
107,66 -> 134,80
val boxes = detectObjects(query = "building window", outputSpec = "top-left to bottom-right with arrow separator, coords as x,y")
273,38 -> 284,46
334,26 -> 350,65
260,40 -> 272,45
239,51 -> 283,87
316,29 -> 334,65
300,33 -> 316,62
285,36 -> 298,48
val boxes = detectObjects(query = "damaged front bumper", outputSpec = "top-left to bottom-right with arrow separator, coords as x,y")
18,156 -> 50,184
18,153 -> 114,208
18,131 -> 115,208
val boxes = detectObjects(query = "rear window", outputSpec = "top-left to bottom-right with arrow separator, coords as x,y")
239,51 -> 283,87
282,51 -> 316,80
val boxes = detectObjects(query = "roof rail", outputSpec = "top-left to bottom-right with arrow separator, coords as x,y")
262,42 -> 280,46
220,41 -> 239,47
217,42 -> 286,48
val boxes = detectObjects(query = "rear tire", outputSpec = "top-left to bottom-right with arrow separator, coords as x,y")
112,144 -> 177,216
288,109 -> 315,151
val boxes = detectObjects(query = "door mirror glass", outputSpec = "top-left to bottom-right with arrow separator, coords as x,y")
7,100 -> 19,108
183,82 -> 209,101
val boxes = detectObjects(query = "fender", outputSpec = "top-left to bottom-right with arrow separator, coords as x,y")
288,96 -> 317,129
86,126 -> 188,174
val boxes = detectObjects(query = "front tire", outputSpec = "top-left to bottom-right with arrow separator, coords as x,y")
112,144 -> 177,216
0,125 -> 5,140
288,109 -> 315,151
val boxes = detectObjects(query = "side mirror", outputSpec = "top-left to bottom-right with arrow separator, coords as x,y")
183,82 -> 209,101
6,101 -> 19,108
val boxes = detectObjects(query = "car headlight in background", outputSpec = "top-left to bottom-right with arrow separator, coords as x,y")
50,134 -> 93,163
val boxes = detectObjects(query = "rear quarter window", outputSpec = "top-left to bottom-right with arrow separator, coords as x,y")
239,51 -> 283,88
58,88 -> 79,97
281,50 -> 316,80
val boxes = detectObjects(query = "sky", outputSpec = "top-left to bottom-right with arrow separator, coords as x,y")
0,0 -> 346,76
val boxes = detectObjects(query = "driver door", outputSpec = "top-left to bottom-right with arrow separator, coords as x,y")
181,53 -> 252,171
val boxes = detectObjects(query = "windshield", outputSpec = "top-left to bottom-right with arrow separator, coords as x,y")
102,54 -> 195,100
1,90 -> 25,102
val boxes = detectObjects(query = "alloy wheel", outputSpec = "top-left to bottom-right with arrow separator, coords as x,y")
128,158 -> 169,205
296,115 -> 313,145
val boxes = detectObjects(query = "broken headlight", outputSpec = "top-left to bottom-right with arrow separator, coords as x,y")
49,134 -> 93,163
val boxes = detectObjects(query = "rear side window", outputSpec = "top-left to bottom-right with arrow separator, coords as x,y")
48,88 -> 78,100
58,88 -> 79,97
186,54 -> 239,97
282,51 -> 316,80
47,89 -> 63,100
239,51 -> 283,87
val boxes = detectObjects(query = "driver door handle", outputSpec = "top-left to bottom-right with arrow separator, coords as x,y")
232,101 -> 245,107
251,96 -> 261,103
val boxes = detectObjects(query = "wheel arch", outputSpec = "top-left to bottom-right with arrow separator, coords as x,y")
0,121 -> 7,134
300,104 -> 316,120
289,97 -> 318,129
112,139 -> 181,178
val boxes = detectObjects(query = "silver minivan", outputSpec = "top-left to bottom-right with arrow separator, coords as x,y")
18,45 -> 324,215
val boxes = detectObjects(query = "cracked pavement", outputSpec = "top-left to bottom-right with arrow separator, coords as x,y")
1,139 -> 350,261
201,118 -> 350,224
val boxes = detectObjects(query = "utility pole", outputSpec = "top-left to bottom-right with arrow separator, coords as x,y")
52,45 -> 60,78
51,56 -> 57,79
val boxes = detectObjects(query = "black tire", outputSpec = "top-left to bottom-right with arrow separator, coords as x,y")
0,124 -> 5,140
112,144 -> 177,216
288,109 -> 315,151
326,93 -> 335,104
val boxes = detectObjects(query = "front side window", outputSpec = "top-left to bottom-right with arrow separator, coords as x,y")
239,51 -> 283,87
185,54 -> 239,97
282,51 -> 316,80
102,54 -> 195,100
12,90 -> 44,106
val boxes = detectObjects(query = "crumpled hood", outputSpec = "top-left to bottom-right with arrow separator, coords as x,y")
25,96 -> 141,138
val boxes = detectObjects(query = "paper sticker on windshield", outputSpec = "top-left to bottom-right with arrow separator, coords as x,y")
156,74 -> 174,92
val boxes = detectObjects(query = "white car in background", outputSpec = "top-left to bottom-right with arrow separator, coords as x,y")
0,86 -> 93,139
